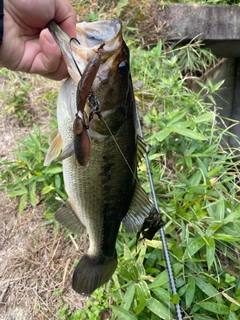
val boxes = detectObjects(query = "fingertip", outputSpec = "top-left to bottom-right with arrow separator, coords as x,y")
41,28 -> 60,48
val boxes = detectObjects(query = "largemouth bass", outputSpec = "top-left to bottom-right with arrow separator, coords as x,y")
45,20 -> 158,295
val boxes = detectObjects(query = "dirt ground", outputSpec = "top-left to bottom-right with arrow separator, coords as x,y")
0,74 -> 88,319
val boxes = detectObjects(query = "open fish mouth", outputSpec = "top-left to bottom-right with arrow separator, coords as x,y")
48,20 -> 123,83
76,20 -> 122,50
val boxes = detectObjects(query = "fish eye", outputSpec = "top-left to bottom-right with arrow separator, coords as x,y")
118,60 -> 129,77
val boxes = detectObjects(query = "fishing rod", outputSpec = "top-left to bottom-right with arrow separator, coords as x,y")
136,108 -> 183,320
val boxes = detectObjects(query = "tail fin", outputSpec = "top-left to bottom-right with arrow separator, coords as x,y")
72,253 -> 117,295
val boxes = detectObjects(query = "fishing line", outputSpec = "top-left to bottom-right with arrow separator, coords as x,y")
101,118 -> 139,184
69,38 -> 82,77
136,108 -> 183,320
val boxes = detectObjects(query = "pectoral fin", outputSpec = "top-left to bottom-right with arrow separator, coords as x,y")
58,140 -> 75,161
123,183 -> 165,240
122,183 -> 152,233
44,129 -> 62,166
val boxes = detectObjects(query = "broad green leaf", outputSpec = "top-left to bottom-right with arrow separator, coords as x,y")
33,123 -> 40,136
149,270 -> 169,289
136,280 -> 151,299
185,276 -> 195,308
29,133 -> 41,148
198,302 -> 229,315
206,237 -> 215,270
8,187 -> 27,197
194,112 -> 214,123
136,243 -> 147,265
223,207 -> 240,224
41,185 -> 54,194
153,128 -> 172,141
195,277 -> 221,302
172,293 -> 180,304
145,239 -> 163,249
214,234 -> 240,243
208,165 -> 223,177
151,287 -> 171,302
200,272 -> 222,289
29,180 -> 37,206
121,284 -> 135,311
43,166 -> 62,174
54,187 -> 67,199
188,171 -> 202,187
134,299 -> 147,315
174,127 -> 206,140
166,109 -> 187,126
211,79 -> 225,91
228,311 -> 239,320
117,261 -> 135,281
215,199 -> 225,220
54,174 -> 62,189
185,155 -> 192,169
134,282 -> 149,314
146,297 -> 172,320
196,157 -> 208,178
206,222 -> 222,237
184,238 -> 205,257
17,139 -> 35,149
173,263 -> 183,276
111,306 -> 137,320
19,193 -> 27,214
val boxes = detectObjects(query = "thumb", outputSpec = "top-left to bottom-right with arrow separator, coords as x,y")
35,28 -> 69,80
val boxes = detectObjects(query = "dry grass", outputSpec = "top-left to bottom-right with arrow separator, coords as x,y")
0,194 -> 88,320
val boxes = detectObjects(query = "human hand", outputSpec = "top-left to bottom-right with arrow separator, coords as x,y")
0,0 -> 76,80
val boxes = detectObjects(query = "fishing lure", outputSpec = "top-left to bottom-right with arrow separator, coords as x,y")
69,39 -> 104,166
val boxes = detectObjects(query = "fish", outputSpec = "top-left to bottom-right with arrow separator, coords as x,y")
45,20 -> 161,295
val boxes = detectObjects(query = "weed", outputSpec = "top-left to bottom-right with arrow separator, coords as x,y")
0,124 -> 66,216
0,69 -> 33,126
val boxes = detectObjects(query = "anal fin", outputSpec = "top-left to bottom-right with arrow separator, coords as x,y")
55,201 -> 86,236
